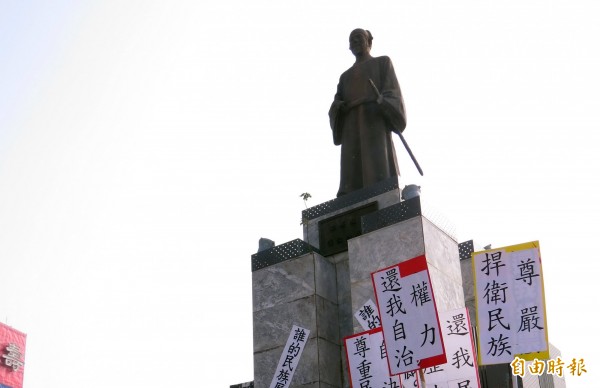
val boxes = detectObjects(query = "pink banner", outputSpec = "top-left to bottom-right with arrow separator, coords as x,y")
0,323 -> 26,388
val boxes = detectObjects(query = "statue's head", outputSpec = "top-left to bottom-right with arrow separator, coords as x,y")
349,28 -> 373,57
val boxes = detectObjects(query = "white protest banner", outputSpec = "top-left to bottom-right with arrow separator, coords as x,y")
344,328 -> 401,388
424,308 -> 480,388
269,325 -> 310,388
372,255 -> 446,375
472,241 -> 549,365
400,370 -> 420,387
422,365 -> 446,388
355,299 -> 382,331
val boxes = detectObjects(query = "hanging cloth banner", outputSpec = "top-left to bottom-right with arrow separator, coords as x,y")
400,369 -> 420,387
423,307 -> 481,388
355,299 -> 382,331
344,328 -> 403,388
472,241 -> 549,365
372,255 -> 446,375
269,325 -> 310,388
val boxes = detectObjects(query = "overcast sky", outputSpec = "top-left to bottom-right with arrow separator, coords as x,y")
1,1 -> 598,387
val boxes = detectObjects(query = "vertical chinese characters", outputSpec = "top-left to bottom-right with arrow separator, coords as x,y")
355,299 -> 382,330
269,326 -> 310,388
480,251 -> 513,360
372,256 -> 445,375
473,242 -> 548,366
424,308 -> 480,387
344,329 -> 401,388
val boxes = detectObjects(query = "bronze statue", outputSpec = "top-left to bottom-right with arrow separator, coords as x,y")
329,29 -> 407,197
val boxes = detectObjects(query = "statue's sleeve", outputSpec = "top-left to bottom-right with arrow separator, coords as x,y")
377,57 -> 407,134
328,79 -> 344,145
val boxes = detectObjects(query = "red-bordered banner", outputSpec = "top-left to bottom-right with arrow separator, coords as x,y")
371,255 -> 446,375
344,328 -> 403,388
423,307 -> 481,387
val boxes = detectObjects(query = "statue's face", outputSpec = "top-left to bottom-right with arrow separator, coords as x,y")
349,31 -> 370,57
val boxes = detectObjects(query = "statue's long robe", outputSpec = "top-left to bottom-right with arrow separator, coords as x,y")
329,56 -> 406,197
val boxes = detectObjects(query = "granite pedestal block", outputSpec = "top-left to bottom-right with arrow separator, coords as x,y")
252,180 -> 467,388
252,251 -> 342,387
348,215 -> 465,334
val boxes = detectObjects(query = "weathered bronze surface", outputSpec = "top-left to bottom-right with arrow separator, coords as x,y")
329,29 -> 407,197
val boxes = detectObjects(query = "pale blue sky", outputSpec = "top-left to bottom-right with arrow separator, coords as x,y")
1,1 -> 599,387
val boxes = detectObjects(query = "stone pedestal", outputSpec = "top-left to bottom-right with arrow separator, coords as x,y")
252,250 -> 342,388
347,215 -> 465,334
251,178 -> 466,387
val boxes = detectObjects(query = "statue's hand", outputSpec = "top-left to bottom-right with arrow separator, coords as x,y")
376,94 -> 384,105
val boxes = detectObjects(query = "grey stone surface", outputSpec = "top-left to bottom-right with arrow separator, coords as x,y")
347,216 -> 425,283
422,216 -> 462,284
252,252 -> 337,310
252,253 -> 317,312
253,295 -> 317,353
316,296 -> 340,344
427,266 -> 464,313
317,338 -> 343,387
302,189 -> 402,250
297,383 -> 339,388
254,338 -> 319,387
318,384 -> 340,388
347,216 -> 425,318
347,215 -> 465,335
349,279 -> 377,333
330,251 -> 349,265
253,338 -> 342,388
253,251 -> 343,387
335,257 -> 353,341
340,346 -> 350,388
253,197 -> 467,388
315,253 -> 338,304
253,263 -> 340,350
460,255 -> 476,324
